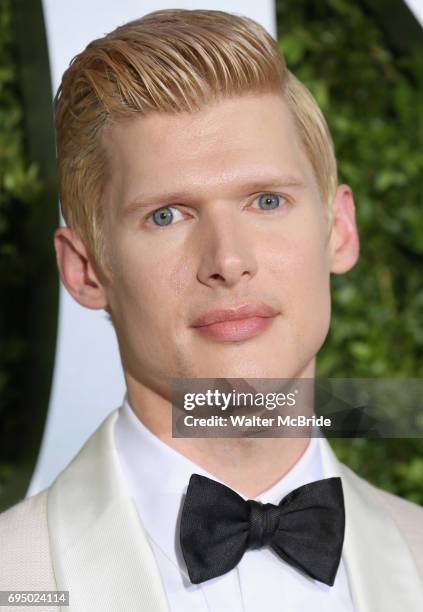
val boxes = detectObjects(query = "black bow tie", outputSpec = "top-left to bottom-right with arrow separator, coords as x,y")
180,475 -> 345,586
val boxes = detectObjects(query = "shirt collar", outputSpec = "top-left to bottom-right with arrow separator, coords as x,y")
115,394 -> 324,570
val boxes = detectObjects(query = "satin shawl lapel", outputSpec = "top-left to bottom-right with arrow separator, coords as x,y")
320,438 -> 423,612
47,410 -> 169,612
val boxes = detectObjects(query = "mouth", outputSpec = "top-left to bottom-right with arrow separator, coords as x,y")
191,303 -> 279,342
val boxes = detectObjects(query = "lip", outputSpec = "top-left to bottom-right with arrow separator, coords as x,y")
192,303 -> 279,342
192,303 -> 279,327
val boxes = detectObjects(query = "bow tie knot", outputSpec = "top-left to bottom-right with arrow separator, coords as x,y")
247,500 -> 280,548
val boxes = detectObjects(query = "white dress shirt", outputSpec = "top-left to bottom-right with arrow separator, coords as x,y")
114,396 -> 356,611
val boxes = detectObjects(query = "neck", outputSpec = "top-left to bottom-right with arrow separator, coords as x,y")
125,367 -> 314,498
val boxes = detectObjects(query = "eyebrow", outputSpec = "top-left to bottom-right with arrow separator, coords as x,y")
122,175 -> 306,216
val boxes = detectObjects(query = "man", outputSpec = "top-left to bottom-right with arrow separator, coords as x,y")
0,9 -> 422,612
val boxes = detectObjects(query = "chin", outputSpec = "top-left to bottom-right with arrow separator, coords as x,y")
195,356 -> 307,381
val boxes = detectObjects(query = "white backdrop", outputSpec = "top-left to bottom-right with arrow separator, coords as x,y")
405,0 -> 423,25
28,0 -> 277,496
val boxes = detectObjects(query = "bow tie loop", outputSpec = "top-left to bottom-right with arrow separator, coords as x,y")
247,500 -> 281,548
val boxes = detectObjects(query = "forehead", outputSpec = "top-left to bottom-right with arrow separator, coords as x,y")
104,93 -> 318,205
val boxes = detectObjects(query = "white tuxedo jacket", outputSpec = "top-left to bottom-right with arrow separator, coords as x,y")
1,409 -> 423,612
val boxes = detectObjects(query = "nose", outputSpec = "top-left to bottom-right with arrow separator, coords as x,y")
196,207 -> 258,289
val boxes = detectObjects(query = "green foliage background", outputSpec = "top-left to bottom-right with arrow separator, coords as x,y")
0,0 -> 44,509
0,0 -> 422,507
276,0 -> 423,503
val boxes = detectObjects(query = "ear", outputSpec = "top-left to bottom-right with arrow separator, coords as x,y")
54,226 -> 108,309
329,184 -> 360,274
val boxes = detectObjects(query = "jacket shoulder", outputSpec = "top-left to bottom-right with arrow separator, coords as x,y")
371,483 -> 423,542
0,490 -> 58,593
342,463 -> 423,572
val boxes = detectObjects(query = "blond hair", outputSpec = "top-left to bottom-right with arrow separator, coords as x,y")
55,9 -> 338,274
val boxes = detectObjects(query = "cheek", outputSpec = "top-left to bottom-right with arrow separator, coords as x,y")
107,238 -> 154,320
113,245 -> 190,324
265,227 -> 331,318
265,222 -> 329,274
167,253 -> 194,297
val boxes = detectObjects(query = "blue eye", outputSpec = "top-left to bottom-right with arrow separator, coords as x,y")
256,193 -> 284,210
148,206 -> 183,226
147,193 -> 286,228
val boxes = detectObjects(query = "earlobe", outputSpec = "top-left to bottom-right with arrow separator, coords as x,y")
54,226 -> 108,310
329,185 -> 360,274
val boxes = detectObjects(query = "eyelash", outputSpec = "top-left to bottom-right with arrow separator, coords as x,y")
144,193 -> 291,228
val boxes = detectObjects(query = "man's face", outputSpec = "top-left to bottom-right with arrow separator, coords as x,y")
101,94 -> 334,396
